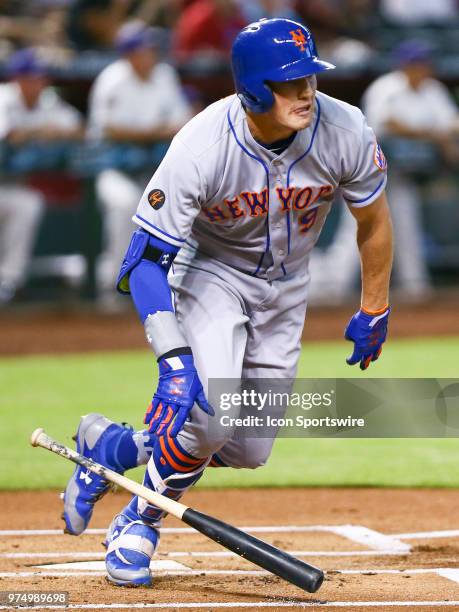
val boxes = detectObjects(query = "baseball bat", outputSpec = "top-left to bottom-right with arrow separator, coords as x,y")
30,427 -> 324,593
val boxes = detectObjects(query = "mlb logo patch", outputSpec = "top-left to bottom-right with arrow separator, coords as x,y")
374,142 -> 387,172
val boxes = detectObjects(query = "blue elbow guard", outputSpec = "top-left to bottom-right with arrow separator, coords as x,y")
117,228 -> 178,295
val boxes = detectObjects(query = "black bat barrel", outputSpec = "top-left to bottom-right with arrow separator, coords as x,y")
182,508 -> 324,593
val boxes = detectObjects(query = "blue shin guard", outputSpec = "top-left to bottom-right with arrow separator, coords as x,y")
105,432 -> 208,586
105,501 -> 160,587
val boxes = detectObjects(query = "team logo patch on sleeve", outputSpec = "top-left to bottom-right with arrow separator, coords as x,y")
148,189 -> 166,210
373,142 -> 387,172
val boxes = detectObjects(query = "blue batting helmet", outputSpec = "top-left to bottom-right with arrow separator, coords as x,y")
231,18 -> 335,113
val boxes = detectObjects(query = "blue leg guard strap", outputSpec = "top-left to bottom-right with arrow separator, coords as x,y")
129,432 -> 209,526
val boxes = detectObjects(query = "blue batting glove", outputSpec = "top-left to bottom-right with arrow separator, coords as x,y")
144,351 -> 214,437
344,306 -> 390,371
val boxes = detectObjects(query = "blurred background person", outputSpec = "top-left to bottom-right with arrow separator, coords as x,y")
380,0 -> 458,25
128,0 -> 185,31
234,0 -> 299,23
66,0 -> 130,52
309,39 -> 459,304
0,0 -> 71,60
0,47 -> 83,304
173,0 -> 246,63
88,20 -> 192,310
171,0 -> 247,104
294,0 -> 378,68
365,40 -> 459,299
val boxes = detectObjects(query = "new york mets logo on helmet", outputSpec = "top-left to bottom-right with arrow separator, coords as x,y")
148,189 -> 166,210
290,28 -> 307,52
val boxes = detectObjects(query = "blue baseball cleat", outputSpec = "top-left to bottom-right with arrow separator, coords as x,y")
104,504 -> 160,587
62,413 -> 133,535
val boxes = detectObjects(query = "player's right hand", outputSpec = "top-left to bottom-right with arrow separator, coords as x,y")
144,352 -> 214,438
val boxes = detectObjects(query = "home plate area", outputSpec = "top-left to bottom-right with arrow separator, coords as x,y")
1,489 -> 459,610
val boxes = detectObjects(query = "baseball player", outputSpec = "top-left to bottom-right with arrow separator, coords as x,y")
62,18 -> 393,587
309,39 -> 459,304
0,48 -> 83,304
89,20 -> 192,308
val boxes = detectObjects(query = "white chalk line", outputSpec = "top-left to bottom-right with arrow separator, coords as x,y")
330,568 -> 457,576
2,526 -> 459,541
0,571 -> 116,577
1,552 -> 105,559
35,560 -> 187,571
1,567 -> 457,578
0,524 -> 411,553
0,550 -> 407,560
394,529 -> 459,540
1,601 -> 459,609
1,526 -> 319,536
323,526 -> 410,553
437,569 -> 459,584
0,525 -> 327,537
0,524 -> 408,538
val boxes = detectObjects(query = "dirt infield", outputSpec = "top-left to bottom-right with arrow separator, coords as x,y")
1,293 -> 459,356
1,488 -> 459,610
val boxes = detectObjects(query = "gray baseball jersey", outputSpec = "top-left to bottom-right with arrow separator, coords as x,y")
132,91 -> 388,461
134,91 -> 387,280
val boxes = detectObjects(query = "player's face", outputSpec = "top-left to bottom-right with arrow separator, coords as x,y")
268,75 -> 317,132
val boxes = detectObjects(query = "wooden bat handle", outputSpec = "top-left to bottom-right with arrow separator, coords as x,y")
30,427 -> 188,520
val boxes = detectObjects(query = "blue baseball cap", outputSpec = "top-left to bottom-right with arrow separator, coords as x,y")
115,21 -> 160,54
394,39 -> 434,66
7,48 -> 48,78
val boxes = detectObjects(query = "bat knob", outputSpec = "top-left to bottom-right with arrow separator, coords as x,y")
30,428 -> 44,447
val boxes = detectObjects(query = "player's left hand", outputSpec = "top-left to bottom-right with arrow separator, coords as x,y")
144,353 -> 214,437
344,306 -> 390,370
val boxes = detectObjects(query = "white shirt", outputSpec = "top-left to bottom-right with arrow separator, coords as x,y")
381,0 -> 457,24
88,59 -> 191,139
0,82 -> 81,140
363,71 -> 459,136
134,92 -> 387,281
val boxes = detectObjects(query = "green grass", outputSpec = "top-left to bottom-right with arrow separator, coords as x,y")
1,337 -> 458,490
